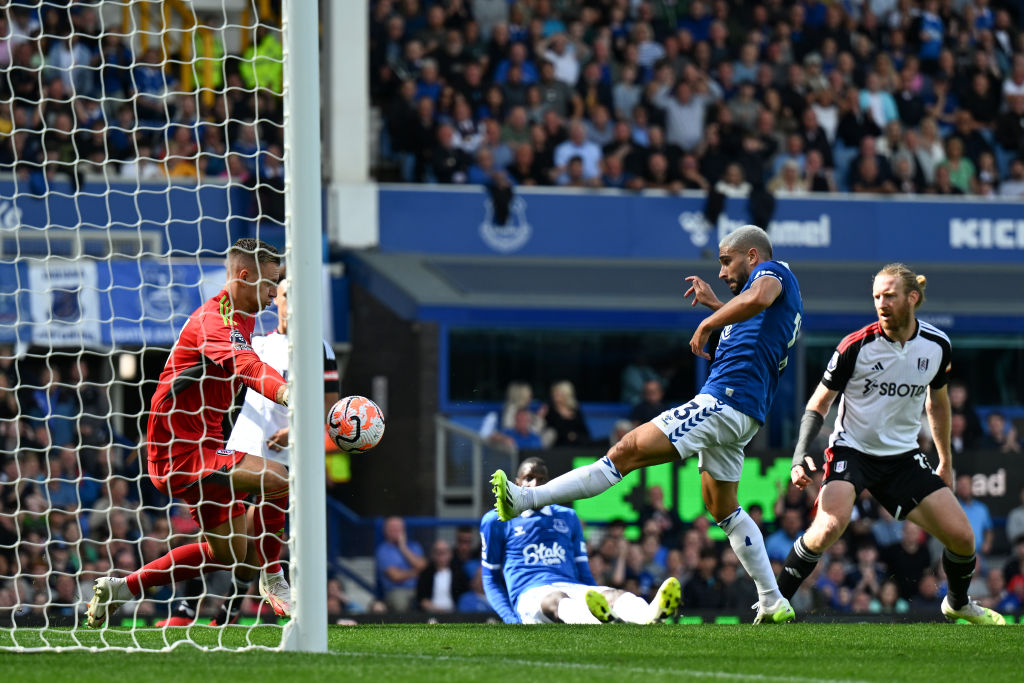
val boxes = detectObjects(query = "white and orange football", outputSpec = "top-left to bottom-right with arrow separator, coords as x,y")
327,396 -> 386,453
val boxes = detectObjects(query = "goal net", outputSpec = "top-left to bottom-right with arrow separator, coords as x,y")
0,0 -> 322,652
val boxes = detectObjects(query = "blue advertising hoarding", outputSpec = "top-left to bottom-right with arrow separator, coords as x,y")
378,185 -> 1024,264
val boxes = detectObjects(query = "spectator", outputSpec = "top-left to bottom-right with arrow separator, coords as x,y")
1003,535 -> 1024,585
629,380 -> 668,425
416,539 -> 469,613
638,485 -> 681,549
453,525 -> 480,580
882,522 -> 933,601
768,159 -> 808,195
491,408 -> 544,452
652,81 -> 712,152
376,516 -> 427,611
457,566 -> 496,614
996,95 -> 1024,158
955,474 -> 993,558
539,380 -> 590,448
870,579 -> 910,614
859,71 -> 899,129
553,120 -> 601,182
844,541 -> 885,599
765,509 -> 804,563
682,547 -> 723,608
803,149 -> 835,192
937,137 -> 976,194
977,412 -> 1021,453
1006,489 -> 1024,549
713,162 -> 751,198
431,124 -> 471,183
998,157 -> 1024,199
913,570 -> 944,611
239,25 -> 283,94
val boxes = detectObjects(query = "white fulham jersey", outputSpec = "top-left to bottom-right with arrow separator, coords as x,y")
821,320 -> 951,456
226,331 -> 340,465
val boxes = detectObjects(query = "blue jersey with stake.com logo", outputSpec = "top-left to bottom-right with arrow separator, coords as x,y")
480,505 -> 592,610
701,260 -> 803,424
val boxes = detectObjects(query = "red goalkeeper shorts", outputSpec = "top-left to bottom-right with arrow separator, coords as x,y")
148,439 -> 248,529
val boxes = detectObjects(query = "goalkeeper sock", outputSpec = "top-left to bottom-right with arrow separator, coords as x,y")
255,490 -> 289,575
530,456 -> 622,509
778,536 -> 821,600
942,548 -> 976,610
718,506 -> 782,607
126,542 -> 219,597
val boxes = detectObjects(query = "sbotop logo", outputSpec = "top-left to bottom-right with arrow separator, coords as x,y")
522,541 -> 567,565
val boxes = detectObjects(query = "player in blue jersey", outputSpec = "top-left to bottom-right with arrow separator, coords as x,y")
491,225 -> 802,624
482,457 -> 681,624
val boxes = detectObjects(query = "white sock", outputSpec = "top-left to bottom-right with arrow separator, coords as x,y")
531,456 -> 623,508
609,592 -> 652,624
555,596 -> 601,624
717,507 -> 782,607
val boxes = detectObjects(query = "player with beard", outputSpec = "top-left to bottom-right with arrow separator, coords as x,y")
491,225 -> 803,624
777,263 -> 1005,625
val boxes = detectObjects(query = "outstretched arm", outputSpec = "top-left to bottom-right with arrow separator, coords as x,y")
689,275 -> 782,359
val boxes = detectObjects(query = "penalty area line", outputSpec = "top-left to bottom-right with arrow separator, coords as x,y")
331,649 -> 868,683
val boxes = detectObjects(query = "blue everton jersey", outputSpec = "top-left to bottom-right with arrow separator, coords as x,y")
701,260 -> 803,424
480,505 -> 590,608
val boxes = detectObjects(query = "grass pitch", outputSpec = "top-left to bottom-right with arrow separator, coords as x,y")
2,623 -> 1020,682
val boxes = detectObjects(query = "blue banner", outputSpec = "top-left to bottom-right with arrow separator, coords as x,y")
0,260 -> 228,347
0,177 -> 255,256
378,186 -> 1024,263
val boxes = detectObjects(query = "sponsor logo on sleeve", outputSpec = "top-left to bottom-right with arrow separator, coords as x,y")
230,328 -> 253,351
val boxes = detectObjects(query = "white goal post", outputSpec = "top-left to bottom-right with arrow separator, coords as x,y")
0,0 -> 325,652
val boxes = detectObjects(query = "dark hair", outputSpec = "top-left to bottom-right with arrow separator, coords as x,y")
228,238 -> 280,267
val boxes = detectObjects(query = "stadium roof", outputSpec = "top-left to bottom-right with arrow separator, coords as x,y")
346,253 -> 1024,335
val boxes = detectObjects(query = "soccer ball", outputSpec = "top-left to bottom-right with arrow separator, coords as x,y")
327,396 -> 386,453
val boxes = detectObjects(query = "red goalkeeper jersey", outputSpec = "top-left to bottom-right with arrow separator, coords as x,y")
147,289 -> 287,461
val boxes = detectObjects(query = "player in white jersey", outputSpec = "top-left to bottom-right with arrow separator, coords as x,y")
776,263 -> 1005,625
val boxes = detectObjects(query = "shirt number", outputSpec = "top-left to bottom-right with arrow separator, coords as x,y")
778,312 -> 803,373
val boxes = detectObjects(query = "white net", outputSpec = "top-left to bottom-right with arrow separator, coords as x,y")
0,0 -> 292,651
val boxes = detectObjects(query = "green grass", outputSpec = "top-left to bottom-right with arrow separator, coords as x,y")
2,623 -> 1021,682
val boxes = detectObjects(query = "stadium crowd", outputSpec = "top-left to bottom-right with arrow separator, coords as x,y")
372,0 -> 1024,198
0,2 -> 285,221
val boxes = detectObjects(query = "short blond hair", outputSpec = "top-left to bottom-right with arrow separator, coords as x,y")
876,263 -> 927,309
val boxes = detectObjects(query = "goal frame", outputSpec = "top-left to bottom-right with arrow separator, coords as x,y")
281,0 -> 327,653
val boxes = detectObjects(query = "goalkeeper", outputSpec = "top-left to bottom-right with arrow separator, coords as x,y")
88,239 -> 291,628
160,270 -> 342,624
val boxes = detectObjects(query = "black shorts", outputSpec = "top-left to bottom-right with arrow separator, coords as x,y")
822,445 -> 946,520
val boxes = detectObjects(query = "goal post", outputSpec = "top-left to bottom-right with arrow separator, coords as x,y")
281,0 -> 327,654
0,0 -> 325,653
